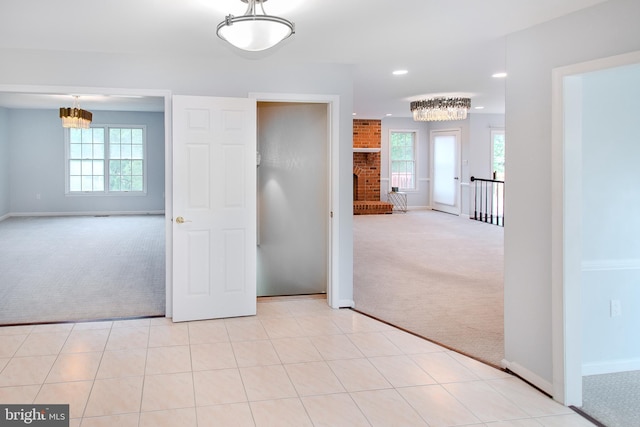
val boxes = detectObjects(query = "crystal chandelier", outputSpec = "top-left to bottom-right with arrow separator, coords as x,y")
217,0 -> 295,52
59,96 -> 92,129
410,97 -> 471,121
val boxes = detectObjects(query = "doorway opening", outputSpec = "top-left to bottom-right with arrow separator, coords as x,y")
251,92 -> 341,309
0,85 -> 171,324
552,51 -> 640,426
256,102 -> 328,297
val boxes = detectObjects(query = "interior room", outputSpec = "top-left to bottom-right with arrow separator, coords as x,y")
0,98 -> 167,324
1,0 -> 639,426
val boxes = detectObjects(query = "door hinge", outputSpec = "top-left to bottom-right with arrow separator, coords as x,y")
330,211 -> 333,218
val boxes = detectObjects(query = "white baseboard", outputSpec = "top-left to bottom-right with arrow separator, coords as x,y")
9,210 -> 165,217
0,213 -> 9,222
582,258 -> 640,271
501,359 -> 554,395
582,358 -> 640,376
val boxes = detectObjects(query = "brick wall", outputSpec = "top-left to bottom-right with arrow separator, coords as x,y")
353,119 -> 381,201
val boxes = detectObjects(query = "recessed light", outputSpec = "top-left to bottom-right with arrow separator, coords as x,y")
392,70 -> 408,76
474,106 -> 485,110
492,72 -> 507,78
352,112 -> 357,116
385,113 -> 393,116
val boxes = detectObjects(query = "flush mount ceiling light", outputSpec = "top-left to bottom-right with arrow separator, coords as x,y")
217,0 -> 295,52
59,96 -> 92,129
410,97 -> 471,121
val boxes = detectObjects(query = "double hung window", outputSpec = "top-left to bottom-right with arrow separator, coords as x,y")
67,126 -> 146,193
390,131 -> 417,190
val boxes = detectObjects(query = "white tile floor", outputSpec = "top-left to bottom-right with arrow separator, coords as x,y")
0,297 -> 595,427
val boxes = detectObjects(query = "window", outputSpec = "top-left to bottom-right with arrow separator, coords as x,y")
491,129 -> 505,181
390,131 -> 417,190
67,125 -> 146,193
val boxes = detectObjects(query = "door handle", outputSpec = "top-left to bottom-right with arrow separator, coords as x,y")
175,216 -> 192,224
454,177 -> 459,180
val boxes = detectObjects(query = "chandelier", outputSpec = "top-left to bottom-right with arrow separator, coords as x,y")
217,0 -> 295,52
410,97 -> 471,121
59,96 -> 92,129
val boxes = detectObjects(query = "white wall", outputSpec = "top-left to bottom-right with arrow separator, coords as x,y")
380,114 -> 503,214
469,114 -> 505,180
0,49 -> 355,305
580,64 -> 640,374
0,107 -> 9,217
7,109 -> 165,214
504,0 -> 640,392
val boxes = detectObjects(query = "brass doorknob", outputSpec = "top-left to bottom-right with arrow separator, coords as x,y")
175,216 -> 185,224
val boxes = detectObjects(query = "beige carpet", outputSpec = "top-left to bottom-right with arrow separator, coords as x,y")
353,209 -> 504,367
0,215 -> 165,325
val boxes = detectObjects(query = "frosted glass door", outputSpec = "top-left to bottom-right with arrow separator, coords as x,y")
431,130 -> 461,215
257,102 -> 328,296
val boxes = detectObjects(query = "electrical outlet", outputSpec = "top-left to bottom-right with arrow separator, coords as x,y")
610,299 -> 622,317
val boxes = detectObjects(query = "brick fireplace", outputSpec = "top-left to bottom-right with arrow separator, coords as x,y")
353,119 -> 393,215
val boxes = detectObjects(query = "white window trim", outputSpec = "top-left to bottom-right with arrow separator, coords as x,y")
65,124 -> 148,196
388,129 -> 419,192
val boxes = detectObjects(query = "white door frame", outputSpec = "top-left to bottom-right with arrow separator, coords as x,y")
550,50 -> 640,406
430,128 -> 461,215
250,92 -> 341,308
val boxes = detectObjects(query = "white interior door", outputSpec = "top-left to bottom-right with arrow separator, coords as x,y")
172,95 -> 257,322
431,130 -> 461,215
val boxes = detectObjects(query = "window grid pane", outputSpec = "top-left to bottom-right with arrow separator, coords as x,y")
108,128 -> 145,192
390,131 -> 416,190
67,126 -> 144,193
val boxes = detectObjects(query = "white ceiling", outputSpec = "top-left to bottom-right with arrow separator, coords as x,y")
0,0 -> 607,118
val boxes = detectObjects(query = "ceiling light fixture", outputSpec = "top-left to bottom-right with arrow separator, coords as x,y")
216,0 -> 295,52
59,96 -> 92,129
410,97 -> 471,121
392,70 -> 408,75
492,72 -> 507,78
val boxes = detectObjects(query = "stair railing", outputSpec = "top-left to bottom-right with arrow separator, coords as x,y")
470,176 -> 504,227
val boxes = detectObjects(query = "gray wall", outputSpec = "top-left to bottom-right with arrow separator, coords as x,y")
581,64 -> 640,373
7,109 -> 165,214
0,51 -> 355,304
504,0 -> 640,389
0,107 -> 8,216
